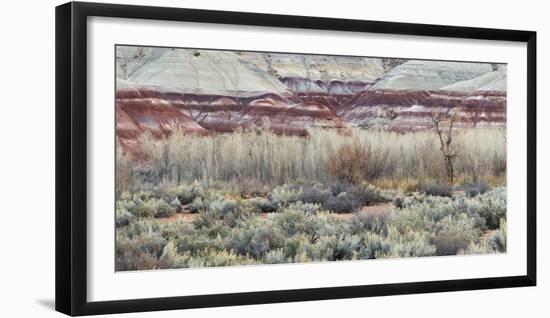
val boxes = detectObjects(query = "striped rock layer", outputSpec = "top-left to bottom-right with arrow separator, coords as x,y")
339,62 -> 506,130
115,46 -> 507,157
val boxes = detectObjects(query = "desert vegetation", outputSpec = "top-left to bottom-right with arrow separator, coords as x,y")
117,127 -> 505,192
115,127 -> 507,270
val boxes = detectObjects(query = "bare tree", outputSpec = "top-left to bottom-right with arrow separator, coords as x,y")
465,106 -> 483,128
432,112 -> 459,184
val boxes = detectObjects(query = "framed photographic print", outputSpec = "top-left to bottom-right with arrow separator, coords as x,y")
55,1 -> 536,316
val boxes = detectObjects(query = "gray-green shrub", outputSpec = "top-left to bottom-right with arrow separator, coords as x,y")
347,183 -> 387,205
392,196 -> 405,209
300,184 -> 332,205
349,211 -> 388,234
489,219 -> 507,252
463,182 -> 491,197
115,206 -> 134,227
226,220 -> 285,258
115,185 -> 507,269
422,182 -> 453,197
154,199 -> 176,218
323,192 -> 360,213
432,214 -> 481,256
250,197 -> 277,213
269,184 -> 302,206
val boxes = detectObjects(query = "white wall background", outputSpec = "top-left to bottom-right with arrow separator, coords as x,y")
0,0 -> 546,316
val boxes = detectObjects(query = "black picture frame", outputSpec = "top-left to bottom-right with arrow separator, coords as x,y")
55,1 -> 537,316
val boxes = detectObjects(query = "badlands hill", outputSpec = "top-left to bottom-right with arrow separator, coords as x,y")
116,47 -> 347,146
116,46 -> 507,153
339,61 -> 503,129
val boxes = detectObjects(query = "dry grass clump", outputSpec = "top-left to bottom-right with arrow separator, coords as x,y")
373,178 -> 423,193
325,142 -> 388,184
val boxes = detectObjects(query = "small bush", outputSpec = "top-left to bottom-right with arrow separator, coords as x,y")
174,249 -> 257,268
275,207 -> 308,236
265,248 -> 288,264
460,241 -> 490,255
323,192 -> 360,213
328,181 -> 350,196
170,182 -> 205,205
116,250 -> 157,271
489,219 -> 507,252
250,197 -> 277,213
269,184 -> 302,206
325,142 -> 388,184
134,199 -> 157,218
387,238 -> 437,258
432,214 -> 481,256
422,182 -> 453,197
158,241 -> 177,269
311,235 -> 363,261
374,226 -> 436,258
357,233 -> 391,259
300,185 -> 332,205
154,199 -> 176,218
120,197 -> 176,219
393,196 -> 405,209
349,211 -> 388,234
134,190 -> 153,202
467,193 -> 506,229
116,229 -> 167,270
176,231 -> 218,255
169,197 -> 182,213
286,201 -> 321,214
175,187 -> 196,205
278,235 -> 305,259
188,197 -> 207,213
226,221 -> 285,258
115,208 -> 133,227
230,177 -> 269,198
192,197 -> 252,228
347,184 -> 387,205
463,182 -> 491,197
210,199 -> 240,217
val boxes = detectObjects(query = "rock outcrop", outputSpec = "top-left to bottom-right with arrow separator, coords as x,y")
115,46 -> 507,150
241,53 -> 386,112
339,61 -> 505,130
449,67 -> 507,128
115,47 -> 349,149
115,79 -> 209,156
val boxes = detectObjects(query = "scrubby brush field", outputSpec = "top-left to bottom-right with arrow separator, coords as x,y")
115,128 -> 507,271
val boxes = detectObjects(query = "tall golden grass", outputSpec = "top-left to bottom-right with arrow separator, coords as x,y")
116,127 -> 506,192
